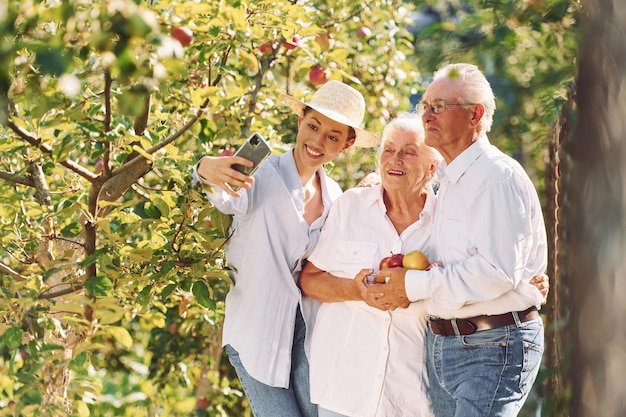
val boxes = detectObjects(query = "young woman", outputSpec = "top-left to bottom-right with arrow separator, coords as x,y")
194,81 -> 378,417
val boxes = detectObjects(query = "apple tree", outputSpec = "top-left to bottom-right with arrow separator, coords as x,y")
0,0 -> 427,415
0,0 -> 579,415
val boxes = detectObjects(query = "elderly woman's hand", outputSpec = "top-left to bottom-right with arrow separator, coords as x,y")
353,269 -> 382,308
368,267 -> 411,310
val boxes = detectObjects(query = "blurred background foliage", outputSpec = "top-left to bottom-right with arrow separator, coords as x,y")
0,0 -> 577,415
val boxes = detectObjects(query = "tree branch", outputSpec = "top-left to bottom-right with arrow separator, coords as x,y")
0,262 -> 28,281
39,285 -> 83,300
0,170 -> 35,187
6,119 -> 99,182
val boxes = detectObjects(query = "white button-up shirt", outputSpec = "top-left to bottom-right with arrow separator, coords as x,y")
196,150 -> 342,388
405,136 -> 548,318
307,184 -> 435,417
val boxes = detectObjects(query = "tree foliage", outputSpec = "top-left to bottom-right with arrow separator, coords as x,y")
0,0 -> 577,415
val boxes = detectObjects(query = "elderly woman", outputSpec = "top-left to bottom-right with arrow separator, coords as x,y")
300,114 -> 440,417
300,111 -> 550,417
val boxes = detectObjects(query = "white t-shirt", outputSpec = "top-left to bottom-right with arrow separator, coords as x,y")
306,184 -> 436,417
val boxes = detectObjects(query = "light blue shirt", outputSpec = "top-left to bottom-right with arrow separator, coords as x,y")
195,150 -> 342,387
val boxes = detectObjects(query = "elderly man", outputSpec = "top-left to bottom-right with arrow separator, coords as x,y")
377,63 -> 547,417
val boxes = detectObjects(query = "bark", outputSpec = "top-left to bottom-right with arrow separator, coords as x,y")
562,1 -> 626,416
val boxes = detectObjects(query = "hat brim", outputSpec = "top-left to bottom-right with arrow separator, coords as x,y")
280,93 -> 379,148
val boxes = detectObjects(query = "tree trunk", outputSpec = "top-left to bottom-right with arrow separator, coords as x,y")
561,1 -> 626,416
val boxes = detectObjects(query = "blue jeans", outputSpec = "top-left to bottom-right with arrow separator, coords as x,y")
426,316 -> 544,417
224,307 -> 317,417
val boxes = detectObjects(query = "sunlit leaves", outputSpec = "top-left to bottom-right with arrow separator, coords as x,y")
0,0 -> 578,414
84,276 -> 114,297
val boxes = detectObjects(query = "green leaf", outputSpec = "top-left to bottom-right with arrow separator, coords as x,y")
2,327 -> 23,351
106,326 -> 133,349
136,285 -> 152,306
69,351 -> 88,372
35,48 -> 67,76
212,210 -> 233,238
161,283 -> 177,300
84,276 -> 114,297
192,280 -> 212,308
60,222 -> 82,238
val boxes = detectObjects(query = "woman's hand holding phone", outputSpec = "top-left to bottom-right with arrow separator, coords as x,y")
197,155 -> 255,197
197,132 -> 272,197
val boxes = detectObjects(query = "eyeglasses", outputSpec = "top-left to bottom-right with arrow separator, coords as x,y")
418,99 -> 473,115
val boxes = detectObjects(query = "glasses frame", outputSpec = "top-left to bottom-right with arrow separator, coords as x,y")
418,99 -> 474,115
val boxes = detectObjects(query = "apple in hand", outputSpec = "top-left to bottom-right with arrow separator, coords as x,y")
402,249 -> 430,270
171,26 -> 194,47
379,252 -> 404,270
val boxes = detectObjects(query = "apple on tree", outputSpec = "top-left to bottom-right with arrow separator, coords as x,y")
356,26 -> 372,39
309,65 -> 330,86
283,35 -> 300,50
314,33 -> 335,50
259,42 -> 275,54
171,26 -> 194,47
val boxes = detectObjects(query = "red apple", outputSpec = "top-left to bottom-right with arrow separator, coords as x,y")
259,42 -> 275,54
379,253 -> 404,270
95,159 -> 104,173
356,26 -> 372,39
171,26 -> 194,47
196,397 -> 209,409
309,65 -> 330,86
283,35 -> 300,50
314,33 -> 334,50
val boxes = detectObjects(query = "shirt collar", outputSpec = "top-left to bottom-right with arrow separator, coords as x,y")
440,135 -> 490,184
277,150 -> 301,190
361,182 -> 436,220
277,150 -> 335,210
422,184 -> 437,219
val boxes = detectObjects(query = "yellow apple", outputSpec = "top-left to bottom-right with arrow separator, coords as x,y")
402,250 -> 430,270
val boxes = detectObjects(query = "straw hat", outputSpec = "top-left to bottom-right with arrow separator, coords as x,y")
280,80 -> 379,148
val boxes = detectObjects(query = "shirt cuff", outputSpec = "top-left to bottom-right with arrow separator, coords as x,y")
404,269 -> 430,302
193,157 -> 217,193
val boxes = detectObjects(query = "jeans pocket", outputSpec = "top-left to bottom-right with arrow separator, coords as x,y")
519,338 -> 544,394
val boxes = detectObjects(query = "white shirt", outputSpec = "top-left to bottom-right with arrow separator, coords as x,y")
307,185 -> 435,417
195,150 -> 342,388
405,136 -> 548,318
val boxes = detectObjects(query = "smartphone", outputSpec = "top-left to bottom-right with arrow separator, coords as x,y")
231,132 -> 272,190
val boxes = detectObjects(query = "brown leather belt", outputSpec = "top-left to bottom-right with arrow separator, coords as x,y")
428,306 -> 539,336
